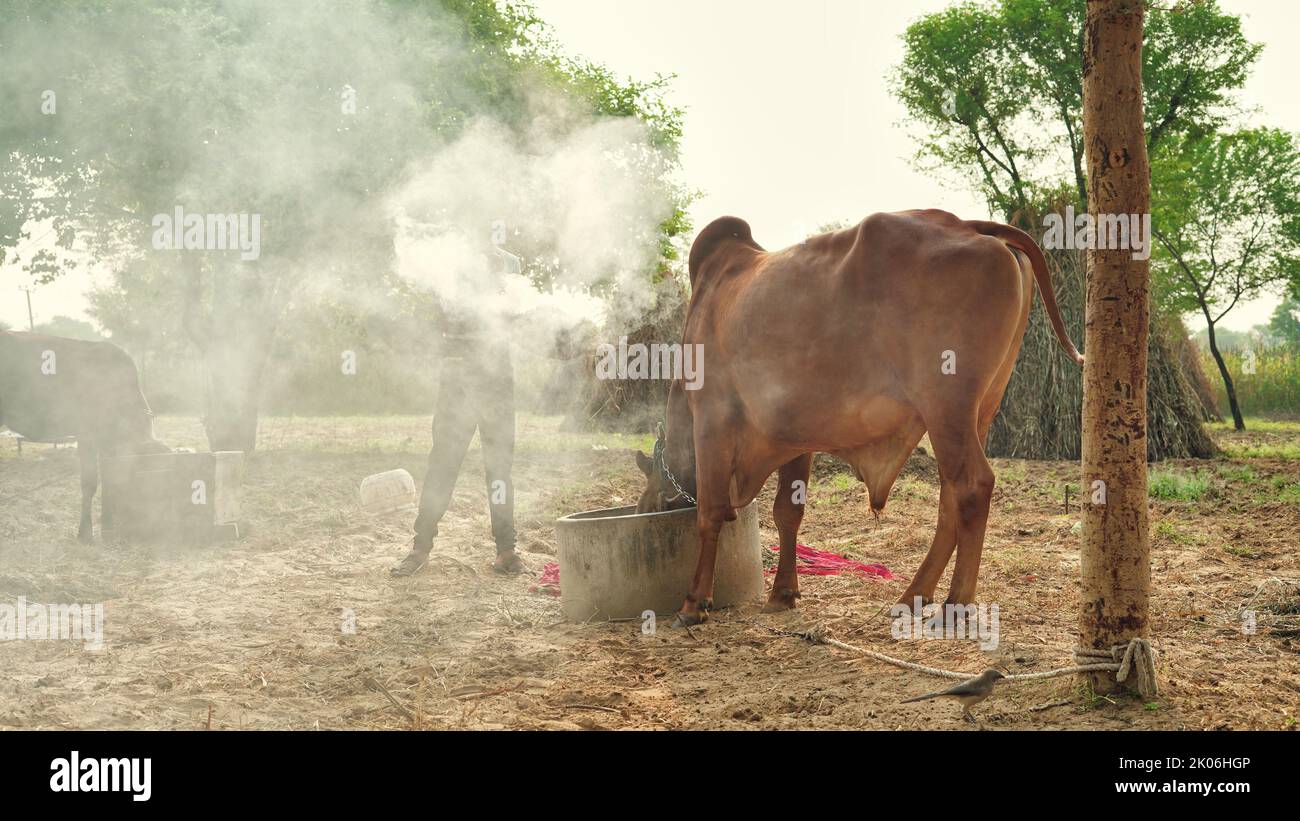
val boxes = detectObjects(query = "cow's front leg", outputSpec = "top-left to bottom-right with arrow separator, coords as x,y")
674,439 -> 734,627
674,507 -> 726,627
764,454 -> 811,612
77,442 -> 99,544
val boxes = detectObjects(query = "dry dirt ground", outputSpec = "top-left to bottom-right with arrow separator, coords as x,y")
1,414 -> 1297,730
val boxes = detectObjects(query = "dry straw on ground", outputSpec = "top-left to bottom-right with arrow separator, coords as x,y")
1,414 -> 1295,729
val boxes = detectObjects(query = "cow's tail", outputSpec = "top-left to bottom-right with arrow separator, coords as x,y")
967,220 -> 1084,366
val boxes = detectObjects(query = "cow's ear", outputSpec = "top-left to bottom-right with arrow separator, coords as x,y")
635,450 -> 653,477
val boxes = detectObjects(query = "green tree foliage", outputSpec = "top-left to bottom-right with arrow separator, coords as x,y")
31,315 -> 103,341
0,0 -> 690,445
1267,297 -> 1300,346
891,0 -> 1261,458
892,0 -> 1258,222
1151,128 -> 1300,429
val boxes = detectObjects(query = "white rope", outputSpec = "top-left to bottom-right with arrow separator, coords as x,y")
747,621 -> 1159,699
1072,639 -> 1159,698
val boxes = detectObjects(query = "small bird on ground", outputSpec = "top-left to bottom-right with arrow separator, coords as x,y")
900,669 -> 1006,722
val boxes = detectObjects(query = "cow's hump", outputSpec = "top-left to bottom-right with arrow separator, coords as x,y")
688,216 -> 762,286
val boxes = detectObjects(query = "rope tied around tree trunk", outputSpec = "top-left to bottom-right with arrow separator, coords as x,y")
750,621 -> 1159,699
1072,638 -> 1159,699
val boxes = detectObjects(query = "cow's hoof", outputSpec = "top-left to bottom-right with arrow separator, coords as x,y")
672,597 -> 712,628
762,587 -> 800,612
896,592 -> 933,616
672,610 -> 708,628
77,530 -> 93,545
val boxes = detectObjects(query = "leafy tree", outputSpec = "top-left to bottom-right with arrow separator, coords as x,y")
893,0 -> 1259,222
31,315 -> 103,341
890,0 -> 1253,460
1150,128 -> 1300,429
1,0 -> 689,448
1267,297 -> 1300,346
892,0 -> 1292,442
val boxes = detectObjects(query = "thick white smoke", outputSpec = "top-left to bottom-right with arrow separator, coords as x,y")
388,112 -> 675,343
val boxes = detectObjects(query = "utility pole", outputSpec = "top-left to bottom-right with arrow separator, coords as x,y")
18,286 -> 35,330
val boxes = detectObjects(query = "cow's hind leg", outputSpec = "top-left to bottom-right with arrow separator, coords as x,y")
926,416 -> 995,606
763,453 -> 812,612
898,483 -> 957,612
77,442 -> 99,544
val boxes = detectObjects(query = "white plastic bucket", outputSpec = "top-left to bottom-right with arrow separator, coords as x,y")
359,469 -> 416,514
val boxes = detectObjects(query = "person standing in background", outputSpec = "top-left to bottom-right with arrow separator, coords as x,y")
392,244 -> 527,576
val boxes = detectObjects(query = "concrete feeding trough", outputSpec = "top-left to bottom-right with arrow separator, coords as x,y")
555,502 -> 764,621
101,451 -> 244,544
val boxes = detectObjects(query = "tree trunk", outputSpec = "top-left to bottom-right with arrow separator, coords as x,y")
183,252 -> 282,454
1203,319 -> 1245,430
1170,316 -> 1223,423
203,330 -> 269,452
199,261 -> 277,453
1079,0 -> 1151,695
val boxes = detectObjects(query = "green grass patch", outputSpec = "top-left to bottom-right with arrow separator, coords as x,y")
892,477 -> 930,500
1219,442 -> 1300,460
1270,477 -> 1300,504
1148,469 -> 1211,501
995,463 -> 1027,484
1207,417 -> 1300,434
1215,464 -> 1257,483
1223,544 -> 1260,559
1154,520 -> 1194,544
985,546 -> 1037,577
829,473 -> 859,492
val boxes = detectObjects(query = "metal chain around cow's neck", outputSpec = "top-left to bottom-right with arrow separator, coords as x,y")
653,429 -> 696,507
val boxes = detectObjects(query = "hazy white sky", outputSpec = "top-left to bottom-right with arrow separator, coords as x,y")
4,0 -> 1297,332
530,0 -> 1300,332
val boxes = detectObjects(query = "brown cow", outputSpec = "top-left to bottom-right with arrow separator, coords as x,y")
0,331 -> 170,542
636,210 -> 1081,626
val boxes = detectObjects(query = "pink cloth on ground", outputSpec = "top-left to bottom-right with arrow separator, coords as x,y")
532,544 -> 894,598
767,544 -> 893,579
530,562 -> 561,596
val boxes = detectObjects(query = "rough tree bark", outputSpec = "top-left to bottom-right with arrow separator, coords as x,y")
184,253 -> 278,453
204,326 -> 270,452
1079,0 -> 1151,694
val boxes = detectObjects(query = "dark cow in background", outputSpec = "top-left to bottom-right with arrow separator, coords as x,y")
0,331 -> 170,541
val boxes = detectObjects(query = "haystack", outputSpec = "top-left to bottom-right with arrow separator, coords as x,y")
539,277 -> 688,433
986,246 -> 1216,460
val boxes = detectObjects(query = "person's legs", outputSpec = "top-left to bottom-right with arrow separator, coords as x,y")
394,359 -> 478,576
477,356 -> 525,574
